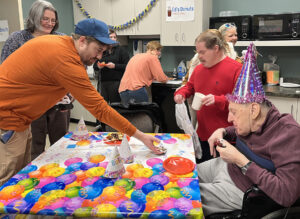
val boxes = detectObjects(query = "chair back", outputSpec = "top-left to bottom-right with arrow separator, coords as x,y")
103,102 -> 162,133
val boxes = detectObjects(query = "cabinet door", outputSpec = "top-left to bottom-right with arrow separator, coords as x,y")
134,0 -> 161,35
180,0 -> 208,46
161,0 -> 181,45
111,0 -> 135,35
73,0 -> 112,25
266,96 -> 298,120
161,0 -> 212,46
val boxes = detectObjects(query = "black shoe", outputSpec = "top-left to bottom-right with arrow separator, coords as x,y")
196,158 -> 201,164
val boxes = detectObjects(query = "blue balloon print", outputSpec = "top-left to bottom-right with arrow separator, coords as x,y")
24,189 -> 42,203
152,163 -> 165,173
189,179 -> 199,189
41,182 -> 66,194
19,165 -> 38,174
148,210 -> 172,219
54,207 -> 69,216
119,200 -> 145,218
154,134 -> 171,141
131,190 -> 146,204
79,185 -> 103,199
168,208 -> 185,219
64,132 -> 72,138
37,209 -> 56,215
80,162 -> 98,170
66,162 -> 83,172
5,199 -> 34,214
0,178 -> 19,190
93,178 -> 115,188
180,186 -> 200,200
141,182 -> 164,195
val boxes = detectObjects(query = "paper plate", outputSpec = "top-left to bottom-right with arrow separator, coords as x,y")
163,157 -> 195,175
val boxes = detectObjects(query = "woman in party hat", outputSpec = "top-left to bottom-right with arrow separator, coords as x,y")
197,43 -> 300,216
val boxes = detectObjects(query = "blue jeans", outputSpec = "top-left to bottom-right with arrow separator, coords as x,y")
120,87 -> 148,106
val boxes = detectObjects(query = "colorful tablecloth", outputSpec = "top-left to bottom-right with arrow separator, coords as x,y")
0,132 -> 203,218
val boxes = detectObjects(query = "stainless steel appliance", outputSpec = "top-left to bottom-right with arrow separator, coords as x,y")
253,13 -> 300,40
209,15 -> 252,40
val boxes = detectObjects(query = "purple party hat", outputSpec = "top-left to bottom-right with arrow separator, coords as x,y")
227,42 -> 265,104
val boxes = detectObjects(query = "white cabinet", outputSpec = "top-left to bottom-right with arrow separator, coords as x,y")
71,79 -> 98,124
111,0 -> 161,36
161,0 -> 212,46
73,0 -> 161,36
72,0 -> 112,25
266,96 -> 299,123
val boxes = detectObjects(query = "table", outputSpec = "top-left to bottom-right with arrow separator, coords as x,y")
0,132 -> 203,218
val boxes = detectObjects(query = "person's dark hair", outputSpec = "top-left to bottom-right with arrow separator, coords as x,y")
195,29 -> 228,52
109,29 -> 116,36
26,0 -> 59,33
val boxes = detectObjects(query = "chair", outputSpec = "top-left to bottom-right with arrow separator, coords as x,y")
102,102 -> 162,133
206,185 -> 300,219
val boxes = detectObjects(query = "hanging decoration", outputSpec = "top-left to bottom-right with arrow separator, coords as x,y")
74,0 -> 159,30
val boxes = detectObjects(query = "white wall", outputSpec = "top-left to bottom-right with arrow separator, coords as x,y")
0,0 -> 24,53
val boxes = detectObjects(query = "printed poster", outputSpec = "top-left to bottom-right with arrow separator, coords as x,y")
0,20 -> 9,42
166,0 -> 195,22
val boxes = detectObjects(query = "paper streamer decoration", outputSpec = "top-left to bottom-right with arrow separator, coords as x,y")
74,0 -> 159,30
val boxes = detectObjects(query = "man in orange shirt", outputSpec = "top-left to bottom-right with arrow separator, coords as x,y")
0,18 -> 162,186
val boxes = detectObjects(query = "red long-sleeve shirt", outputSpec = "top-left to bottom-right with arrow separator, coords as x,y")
175,57 -> 242,140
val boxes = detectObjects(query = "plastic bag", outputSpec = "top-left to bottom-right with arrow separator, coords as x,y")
175,103 -> 202,159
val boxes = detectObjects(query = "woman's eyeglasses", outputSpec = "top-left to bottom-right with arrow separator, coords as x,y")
42,17 -> 56,24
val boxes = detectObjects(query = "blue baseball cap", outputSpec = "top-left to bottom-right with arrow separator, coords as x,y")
75,18 -> 117,45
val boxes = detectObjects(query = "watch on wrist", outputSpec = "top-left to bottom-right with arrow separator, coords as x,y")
241,161 -> 252,175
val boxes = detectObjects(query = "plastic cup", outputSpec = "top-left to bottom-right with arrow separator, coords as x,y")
192,93 -> 205,110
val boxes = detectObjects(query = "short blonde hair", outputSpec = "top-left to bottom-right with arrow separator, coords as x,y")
146,41 -> 163,51
195,29 -> 228,52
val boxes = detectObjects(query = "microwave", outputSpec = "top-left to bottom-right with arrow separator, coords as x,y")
253,13 -> 300,40
209,15 -> 252,40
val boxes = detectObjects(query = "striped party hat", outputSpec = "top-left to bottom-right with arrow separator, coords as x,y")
227,43 -> 265,104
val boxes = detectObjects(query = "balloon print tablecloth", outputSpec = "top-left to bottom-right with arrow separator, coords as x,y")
0,132 -> 203,219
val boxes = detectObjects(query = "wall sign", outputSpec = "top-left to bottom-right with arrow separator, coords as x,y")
166,0 -> 195,22
0,20 -> 9,42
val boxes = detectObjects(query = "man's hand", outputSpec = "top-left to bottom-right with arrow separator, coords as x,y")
132,129 -> 165,155
201,94 -> 215,106
174,94 -> 185,104
215,139 -> 249,167
106,62 -> 115,69
208,128 -> 226,157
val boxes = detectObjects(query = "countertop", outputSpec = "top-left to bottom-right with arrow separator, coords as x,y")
153,76 -> 300,98
264,85 -> 300,98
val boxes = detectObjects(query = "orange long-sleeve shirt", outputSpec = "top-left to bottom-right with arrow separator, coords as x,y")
119,53 -> 168,93
0,35 -> 136,135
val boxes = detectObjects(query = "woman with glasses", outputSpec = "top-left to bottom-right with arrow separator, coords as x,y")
1,0 -> 72,161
